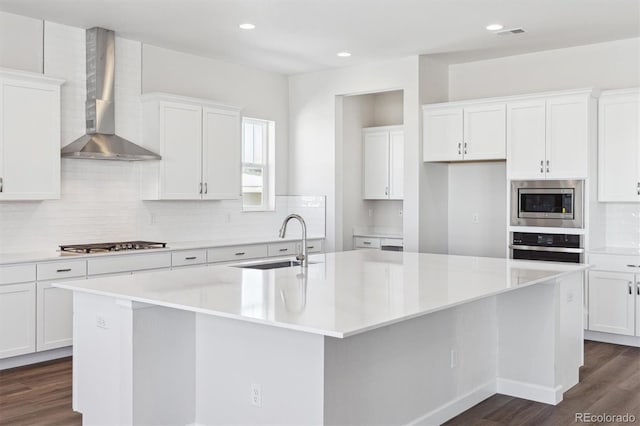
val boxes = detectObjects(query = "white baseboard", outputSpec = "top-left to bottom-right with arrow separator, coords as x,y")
496,378 -> 563,405
0,346 -> 72,371
407,380 -> 496,426
584,330 -> 640,347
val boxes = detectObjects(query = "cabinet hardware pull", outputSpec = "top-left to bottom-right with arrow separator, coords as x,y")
234,252 -> 245,256
204,183 -> 208,194
56,268 -> 72,273
363,241 -> 372,245
629,282 -> 633,295
458,143 -> 461,155
307,246 -> 314,249
637,285 -> 640,296
0,177 -> 3,192
627,264 -> 638,268
385,186 -> 388,196
546,159 -> 550,173
279,248 -> 288,252
199,183 -> 203,194
464,142 -> 467,155
185,256 -> 197,260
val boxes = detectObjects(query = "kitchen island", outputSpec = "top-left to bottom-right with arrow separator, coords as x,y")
56,250 -> 587,426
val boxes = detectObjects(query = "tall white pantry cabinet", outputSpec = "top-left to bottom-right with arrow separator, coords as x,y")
0,69 -> 64,200
140,93 -> 242,201
362,126 -> 404,200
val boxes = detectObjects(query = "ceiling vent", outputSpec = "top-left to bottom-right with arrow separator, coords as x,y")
496,28 -> 526,36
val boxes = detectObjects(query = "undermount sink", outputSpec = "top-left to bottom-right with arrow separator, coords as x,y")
235,260 -> 313,270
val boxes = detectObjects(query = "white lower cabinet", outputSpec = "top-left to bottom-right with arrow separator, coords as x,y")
588,271 -> 636,336
36,281 -> 73,351
0,282 -> 36,359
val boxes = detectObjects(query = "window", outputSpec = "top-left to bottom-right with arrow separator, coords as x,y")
242,117 -> 275,211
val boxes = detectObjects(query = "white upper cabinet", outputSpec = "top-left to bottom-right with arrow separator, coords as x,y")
363,126 -> 403,200
507,90 -> 595,180
141,93 -> 241,201
423,102 -> 505,162
463,103 -> 506,161
0,70 -> 63,200
545,94 -> 590,179
598,88 -> 639,202
202,107 -> 241,200
507,100 -> 546,179
423,107 -> 463,161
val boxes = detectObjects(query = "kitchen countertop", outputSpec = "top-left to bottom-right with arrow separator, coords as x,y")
0,235 -> 325,265
56,250 -> 587,338
589,247 -> 640,256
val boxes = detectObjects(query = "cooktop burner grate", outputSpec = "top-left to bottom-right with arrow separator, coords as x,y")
59,241 -> 167,254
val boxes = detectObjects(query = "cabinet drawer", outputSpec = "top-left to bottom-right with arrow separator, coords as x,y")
0,264 -> 36,285
381,238 -> 403,247
207,244 -> 268,263
172,249 -> 207,267
37,260 -> 86,281
88,252 -> 171,276
354,237 -> 381,249
588,253 -> 640,273
305,240 -> 324,254
268,242 -> 297,257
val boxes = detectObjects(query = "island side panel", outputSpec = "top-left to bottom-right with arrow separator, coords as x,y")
194,314 -> 325,425
72,292 -> 196,426
496,272 -> 583,404
323,297 -> 498,426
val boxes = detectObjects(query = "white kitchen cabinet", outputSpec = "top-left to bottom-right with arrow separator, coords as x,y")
0,70 -> 63,200
507,91 -> 594,180
362,126 -> 403,200
598,88 -> 640,202
171,249 -> 207,268
507,100 -> 546,179
87,252 -> 172,276
423,103 -> 505,162
36,281 -> 73,351
141,93 -> 241,201
588,271 -> 635,336
0,282 -> 36,359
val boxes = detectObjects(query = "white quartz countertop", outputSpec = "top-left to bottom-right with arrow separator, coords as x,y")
0,235 -> 325,265
56,250 -> 587,338
589,247 -> 640,256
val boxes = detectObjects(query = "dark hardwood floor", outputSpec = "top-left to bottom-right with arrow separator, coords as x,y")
0,341 -> 638,425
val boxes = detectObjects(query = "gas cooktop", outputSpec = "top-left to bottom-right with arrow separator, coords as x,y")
59,241 -> 167,254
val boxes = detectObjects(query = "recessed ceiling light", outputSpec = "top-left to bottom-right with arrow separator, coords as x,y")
337,52 -> 351,58
486,24 -> 504,31
239,23 -> 256,30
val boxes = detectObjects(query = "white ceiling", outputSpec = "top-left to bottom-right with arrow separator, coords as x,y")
0,0 -> 638,75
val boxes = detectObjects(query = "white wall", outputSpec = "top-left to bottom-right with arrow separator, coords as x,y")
447,162 -> 507,258
0,14 -> 319,254
289,57 -> 420,252
448,38 -> 640,101
142,45 -> 289,195
0,12 -> 43,72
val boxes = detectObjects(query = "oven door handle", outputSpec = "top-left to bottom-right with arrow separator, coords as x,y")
509,245 -> 584,254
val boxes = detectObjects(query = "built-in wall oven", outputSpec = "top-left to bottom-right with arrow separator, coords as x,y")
510,232 -> 584,263
510,180 -> 584,228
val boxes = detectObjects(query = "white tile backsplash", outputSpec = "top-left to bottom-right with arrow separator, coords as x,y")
604,203 -> 640,249
0,21 -> 324,255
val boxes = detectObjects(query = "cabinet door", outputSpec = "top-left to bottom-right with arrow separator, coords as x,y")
0,282 -> 36,359
389,129 -> 404,199
202,107 -> 241,200
423,107 -> 463,162
506,100 -> 547,179
463,103 -> 506,161
598,92 -> 640,202
159,101 -> 202,199
36,281 -> 73,351
588,271 -> 635,336
363,130 -> 389,199
0,79 -> 60,200
545,95 -> 589,179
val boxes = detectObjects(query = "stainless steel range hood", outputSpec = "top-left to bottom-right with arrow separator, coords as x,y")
61,27 -> 160,161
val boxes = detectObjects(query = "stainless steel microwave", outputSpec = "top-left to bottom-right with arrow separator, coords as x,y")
510,180 -> 584,228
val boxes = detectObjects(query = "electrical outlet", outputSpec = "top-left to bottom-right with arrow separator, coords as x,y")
450,349 -> 458,369
472,213 -> 480,224
251,384 -> 262,407
149,213 -> 156,225
96,315 -> 108,329
368,209 -> 373,217
225,213 -> 232,223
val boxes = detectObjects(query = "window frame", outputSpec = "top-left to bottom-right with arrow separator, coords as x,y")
241,117 -> 274,211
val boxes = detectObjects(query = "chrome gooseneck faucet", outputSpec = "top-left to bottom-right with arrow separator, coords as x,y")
278,214 -> 308,267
